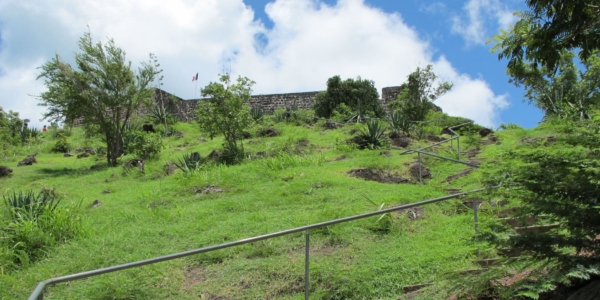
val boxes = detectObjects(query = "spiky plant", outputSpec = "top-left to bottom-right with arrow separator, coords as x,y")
4,190 -> 60,222
387,111 -> 412,136
250,106 -> 264,122
359,119 -> 386,149
173,152 -> 203,172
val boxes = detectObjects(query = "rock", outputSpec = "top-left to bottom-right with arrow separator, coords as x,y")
91,200 -> 103,207
101,190 -> 111,194
544,136 -> 558,146
488,135 -> 499,142
64,153 -> 73,157
567,280 -> 600,300
163,162 -> 176,175
75,148 -> 84,153
0,166 -> 13,177
207,150 -> 224,161
198,137 -> 207,142
77,152 -> 90,158
242,131 -> 252,139
322,119 -> 341,130
84,147 -> 96,155
142,124 -> 155,133
17,155 -> 37,166
90,163 -> 104,170
124,158 -> 145,173
479,128 -> 493,137
440,126 -> 453,135
409,163 -> 431,179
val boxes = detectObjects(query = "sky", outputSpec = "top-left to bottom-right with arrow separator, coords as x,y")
0,0 -> 544,129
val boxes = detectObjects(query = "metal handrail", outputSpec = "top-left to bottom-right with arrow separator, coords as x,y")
400,121 -> 475,183
29,185 -> 499,300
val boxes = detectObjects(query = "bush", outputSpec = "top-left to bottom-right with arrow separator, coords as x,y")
313,76 -> 385,119
125,131 -> 163,160
358,119 -> 387,149
1,189 -> 85,269
387,111 -> 412,136
51,133 -> 71,153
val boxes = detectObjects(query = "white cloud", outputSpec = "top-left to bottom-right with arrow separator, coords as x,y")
451,0 -> 517,45
0,0 -> 508,128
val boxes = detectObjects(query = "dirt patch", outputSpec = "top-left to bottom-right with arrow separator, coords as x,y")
323,119 -> 342,129
348,168 -> 410,184
426,134 -> 444,142
163,162 -> 176,175
193,185 -> 224,194
462,149 -> 481,158
445,168 -> 474,182
349,128 -> 360,135
408,163 -> 431,179
380,151 -> 391,157
394,206 -> 424,220
182,266 -> 208,292
256,127 -> 280,137
521,136 -> 558,146
392,136 -> 410,148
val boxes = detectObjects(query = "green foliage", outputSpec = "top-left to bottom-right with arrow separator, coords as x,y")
197,74 -> 254,165
4,190 -> 60,223
262,153 -> 325,171
249,106 -> 263,122
123,131 -> 164,160
1,189 -> 85,270
489,1 -> 600,71
51,133 -> 71,153
0,107 -> 24,150
499,123 -> 524,130
173,152 -> 203,173
464,132 -> 482,150
492,49 -> 600,120
390,65 -> 452,122
387,111 -> 412,136
358,119 -> 387,149
313,75 -> 385,119
36,31 -> 161,166
482,118 -> 600,276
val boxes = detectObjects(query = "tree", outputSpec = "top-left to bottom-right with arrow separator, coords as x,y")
483,117 -> 600,284
37,31 -> 160,166
501,50 -> 600,120
196,74 -> 254,164
491,0 -> 600,71
313,76 -> 385,120
390,65 -> 452,122
0,107 -> 24,149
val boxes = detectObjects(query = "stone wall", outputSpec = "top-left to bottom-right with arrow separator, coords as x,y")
72,86 -> 405,125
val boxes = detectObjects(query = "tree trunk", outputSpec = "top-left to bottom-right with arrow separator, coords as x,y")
105,132 -> 122,167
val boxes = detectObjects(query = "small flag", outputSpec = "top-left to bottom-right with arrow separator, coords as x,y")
192,73 -> 198,82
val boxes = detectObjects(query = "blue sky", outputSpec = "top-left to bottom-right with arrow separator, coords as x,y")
0,0 -> 543,128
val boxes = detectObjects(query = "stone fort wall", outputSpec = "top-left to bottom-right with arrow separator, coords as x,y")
155,86 -> 403,122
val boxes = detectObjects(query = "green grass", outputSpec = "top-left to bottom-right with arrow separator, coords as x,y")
0,119 -> 550,299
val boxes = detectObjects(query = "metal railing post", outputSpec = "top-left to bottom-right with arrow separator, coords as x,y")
457,136 -> 461,161
473,198 -> 480,257
418,152 -> 422,184
305,229 -> 310,300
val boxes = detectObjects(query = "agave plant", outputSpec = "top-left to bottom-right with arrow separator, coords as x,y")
359,119 -> 386,149
250,106 -> 264,122
173,152 -> 203,172
387,111 -> 412,136
4,189 -> 60,222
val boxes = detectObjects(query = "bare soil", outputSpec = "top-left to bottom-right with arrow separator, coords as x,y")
348,168 -> 410,184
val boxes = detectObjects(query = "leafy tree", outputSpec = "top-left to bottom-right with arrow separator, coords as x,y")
491,0 -> 600,70
390,65 -> 452,122
483,117 -> 600,282
313,76 -> 385,120
196,74 -> 254,164
500,50 -> 600,120
37,31 -> 160,166
0,107 -> 24,148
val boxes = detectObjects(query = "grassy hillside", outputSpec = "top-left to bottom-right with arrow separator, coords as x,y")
0,117 -> 547,299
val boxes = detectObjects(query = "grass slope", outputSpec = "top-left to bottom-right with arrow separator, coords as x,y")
0,120 -> 542,299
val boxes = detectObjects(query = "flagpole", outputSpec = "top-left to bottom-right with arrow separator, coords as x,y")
195,80 -> 198,98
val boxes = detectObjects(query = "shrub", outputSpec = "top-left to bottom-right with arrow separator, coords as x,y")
314,76 -> 385,119
173,152 -> 203,173
387,111 -> 412,136
51,133 -> 71,153
1,189 -> 85,269
358,119 -> 387,149
250,106 -> 264,122
124,131 -> 164,160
